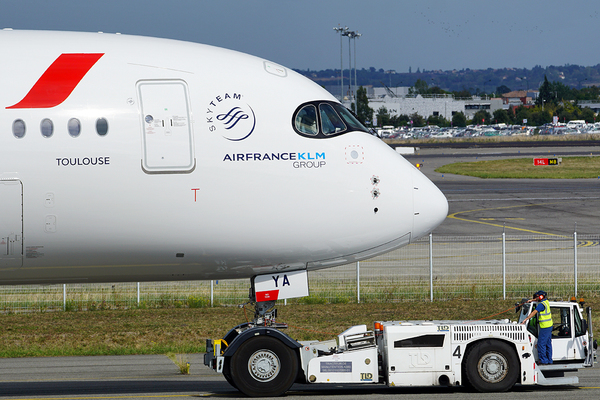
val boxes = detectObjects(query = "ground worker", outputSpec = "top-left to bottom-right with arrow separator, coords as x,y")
521,290 -> 553,364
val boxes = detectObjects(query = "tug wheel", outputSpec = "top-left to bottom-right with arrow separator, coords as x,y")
229,336 -> 298,397
464,339 -> 519,392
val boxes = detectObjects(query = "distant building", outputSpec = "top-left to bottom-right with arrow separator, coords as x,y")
333,86 -> 503,122
502,90 -> 538,106
463,97 -> 504,119
578,100 -> 600,113
365,94 -> 463,121
372,87 -> 410,98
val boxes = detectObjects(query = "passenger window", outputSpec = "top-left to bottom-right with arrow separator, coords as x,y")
12,119 -> 26,138
40,119 -> 53,138
294,105 -> 318,135
319,103 -> 346,135
68,118 -> 81,137
96,118 -> 108,136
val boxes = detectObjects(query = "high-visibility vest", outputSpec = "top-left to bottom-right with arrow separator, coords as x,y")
538,299 -> 553,329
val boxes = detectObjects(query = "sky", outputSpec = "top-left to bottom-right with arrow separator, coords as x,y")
2,0 -> 600,73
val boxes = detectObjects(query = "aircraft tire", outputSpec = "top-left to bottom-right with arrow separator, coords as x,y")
464,339 -> 519,392
230,336 -> 298,397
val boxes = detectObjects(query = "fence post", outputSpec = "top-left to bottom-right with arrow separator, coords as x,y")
574,225 -> 578,297
210,280 -> 214,307
137,282 -> 140,305
357,261 -> 361,304
63,284 -> 66,311
502,228 -> 506,300
429,233 -> 433,301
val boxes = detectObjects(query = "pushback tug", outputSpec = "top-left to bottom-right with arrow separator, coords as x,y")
205,293 -> 596,397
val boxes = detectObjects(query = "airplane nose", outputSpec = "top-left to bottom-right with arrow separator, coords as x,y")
411,167 -> 448,241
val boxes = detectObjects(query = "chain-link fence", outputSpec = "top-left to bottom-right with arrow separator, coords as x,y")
1,234 -> 598,312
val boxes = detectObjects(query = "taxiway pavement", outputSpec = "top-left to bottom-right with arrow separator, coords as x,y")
405,146 -> 600,236
0,354 -> 599,400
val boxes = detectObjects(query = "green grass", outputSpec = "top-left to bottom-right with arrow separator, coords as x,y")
2,299 -> 599,358
436,156 -> 600,178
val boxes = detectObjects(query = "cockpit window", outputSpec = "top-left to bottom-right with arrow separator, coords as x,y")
333,103 -> 367,132
293,100 -> 369,138
295,105 -> 318,135
320,103 -> 347,135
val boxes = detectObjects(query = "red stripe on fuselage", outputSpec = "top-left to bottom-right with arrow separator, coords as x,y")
6,53 -> 104,109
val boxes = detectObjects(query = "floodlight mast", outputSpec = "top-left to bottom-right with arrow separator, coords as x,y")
342,30 -> 353,101
341,30 -> 361,103
349,31 -> 361,103
333,25 -> 348,101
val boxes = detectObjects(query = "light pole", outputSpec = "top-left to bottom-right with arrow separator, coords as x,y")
343,30 -> 353,101
340,29 -> 361,103
333,26 -> 348,101
351,32 -> 361,103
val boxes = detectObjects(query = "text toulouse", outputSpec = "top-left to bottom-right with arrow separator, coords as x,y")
56,157 -> 110,166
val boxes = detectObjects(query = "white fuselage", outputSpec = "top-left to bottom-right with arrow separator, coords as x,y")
0,30 -> 448,285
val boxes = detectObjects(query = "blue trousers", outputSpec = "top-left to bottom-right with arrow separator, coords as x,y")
538,326 -> 553,364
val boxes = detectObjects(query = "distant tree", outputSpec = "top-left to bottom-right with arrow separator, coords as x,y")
409,112 -> 426,127
528,107 -> 553,126
551,81 -> 573,101
376,106 -> 391,127
472,110 -> 492,125
557,108 -> 573,124
453,87 -> 472,98
355,86 -> 373,125
495,85 -> 511,95
493,109 -> 511,124
409,66 -> 412,74
514,106 -> 530,125
581,107 -> 596,123
577,86 -> 600,101
537,76 -> 554,106
409,79 -> 429,95
427,114 -> 448,127
557,100 -> 581,122
428,86 -> 447,95
390,114 -> 410,127
452,112 -> 467,127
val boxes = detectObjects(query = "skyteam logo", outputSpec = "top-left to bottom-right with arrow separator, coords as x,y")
206,92 -> 256,141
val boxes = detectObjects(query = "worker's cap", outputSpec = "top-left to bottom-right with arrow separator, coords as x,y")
533,290 -> 547,299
